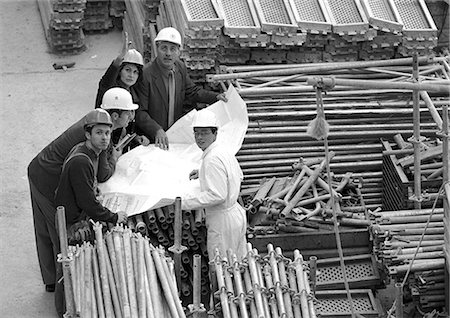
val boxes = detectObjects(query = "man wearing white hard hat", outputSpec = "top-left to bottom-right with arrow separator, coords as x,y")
181,109 -> 247,262
100,86 -> 149,151
135,27 -> 228,150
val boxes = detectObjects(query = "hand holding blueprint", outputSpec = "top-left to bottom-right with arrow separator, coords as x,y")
98,85 -> 248,216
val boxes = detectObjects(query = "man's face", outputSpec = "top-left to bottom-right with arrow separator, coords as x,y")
156,41 -> 180,70
114,110 -> 135,128
119,63 -> 139,88
87,124 -> 111,151
194,127 -> 216,151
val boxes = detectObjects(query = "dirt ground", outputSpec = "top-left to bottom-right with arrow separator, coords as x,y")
0,1 -> 123,316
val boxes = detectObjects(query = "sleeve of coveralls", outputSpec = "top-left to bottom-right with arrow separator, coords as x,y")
181,156 -> 227,210
69,156 -> 118,223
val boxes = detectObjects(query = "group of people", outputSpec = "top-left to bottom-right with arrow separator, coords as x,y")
28,27 -> 247,316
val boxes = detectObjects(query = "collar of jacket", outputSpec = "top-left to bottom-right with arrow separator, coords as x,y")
154,58 -> 177,78
201,141 -> 219,160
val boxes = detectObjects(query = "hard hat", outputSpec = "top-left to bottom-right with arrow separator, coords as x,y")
154,27 -> 182,46
122,49 -> 144,67
84,109 -> 113,128
192,109 -> 218,128
100,87 -> 138,111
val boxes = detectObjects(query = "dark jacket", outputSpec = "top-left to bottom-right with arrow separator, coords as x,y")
95,59 -> 141,109
54,143 -> 118,226
135,59 -> 218,139
28,116 -> 116,202
95,59 -> 141,151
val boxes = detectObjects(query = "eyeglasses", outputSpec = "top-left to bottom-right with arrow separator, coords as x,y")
194,130 -> 212,137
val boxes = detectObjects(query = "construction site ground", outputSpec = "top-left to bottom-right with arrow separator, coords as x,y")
0,1 -> 122,316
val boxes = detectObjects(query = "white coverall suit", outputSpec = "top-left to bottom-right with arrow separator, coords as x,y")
182,142 -> 247,261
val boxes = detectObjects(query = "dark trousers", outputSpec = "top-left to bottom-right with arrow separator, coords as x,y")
29,180 -> 59,285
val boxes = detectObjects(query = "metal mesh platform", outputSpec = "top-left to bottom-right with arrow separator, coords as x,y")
253,0 -> 298,35
179,0 -> 223,28
395,0 -> 431,29
315,254 -> 381,290
289,0 -> 332,33
324,0 -> 369,34
216,0 -> 261,36
315,289 -> 381,317
394,0 -> 437,39
360,0 -> 403,32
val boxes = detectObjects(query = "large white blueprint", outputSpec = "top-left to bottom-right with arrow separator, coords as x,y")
98,85 -> 248,216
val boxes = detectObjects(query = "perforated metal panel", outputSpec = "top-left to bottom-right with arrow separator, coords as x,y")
183,0 -> 218,20
329,0 -> 364,23
253,0 -> 298,34
314,254 -> 381,290
360,0 -> 403,33
318,295 -> 374,312
315,289 -> 380,317
289,0 -> 332,33
257,0 -> 292,24
368,0 -> 396,21
394,0 -> 430,29
218,0 -> 257,26
291,0 -> 325,21
317,262 -> 374,282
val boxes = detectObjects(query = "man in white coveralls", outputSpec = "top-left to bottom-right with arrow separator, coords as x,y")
181,108 -> 247,262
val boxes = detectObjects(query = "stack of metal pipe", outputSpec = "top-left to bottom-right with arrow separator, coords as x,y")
127,206 -> 211,301
242,153 -> 372,237
207,56 -> 450,211
66,222 -> 186,318
371,208 -> 446,311
381,137 -> 444,211
212,242 -> 317,318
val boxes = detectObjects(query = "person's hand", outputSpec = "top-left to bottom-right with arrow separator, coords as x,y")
136,135 -> 150,146
216,93 -> 228,102
112,146 -> 123,161
116,211 -> 128,224
155,128 -> 169,150
189,169 -> 199,180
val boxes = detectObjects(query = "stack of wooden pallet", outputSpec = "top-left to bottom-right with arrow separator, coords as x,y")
37,0 -> 86,54
83,0 -> 112,32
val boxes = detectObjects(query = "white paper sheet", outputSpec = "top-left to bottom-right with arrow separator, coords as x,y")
98,85 -> 248,216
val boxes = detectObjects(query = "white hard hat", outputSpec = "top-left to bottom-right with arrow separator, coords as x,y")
84,109 -> 113,128
101,87 -> 138,111
122,49 -> 144,67
154,27 -> 182,46
192,109 -> 218,128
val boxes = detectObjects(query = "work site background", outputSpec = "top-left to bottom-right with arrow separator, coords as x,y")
0,1 -> 123,316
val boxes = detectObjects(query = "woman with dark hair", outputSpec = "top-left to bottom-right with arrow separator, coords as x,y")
95,32 -> 150,148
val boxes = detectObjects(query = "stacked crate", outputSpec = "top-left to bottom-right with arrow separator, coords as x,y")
131,0 -> 442,74
83,0 -> 112,32
37,0 -> 86,54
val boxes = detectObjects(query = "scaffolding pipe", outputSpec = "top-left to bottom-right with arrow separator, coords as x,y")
412,54 -> 423,210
